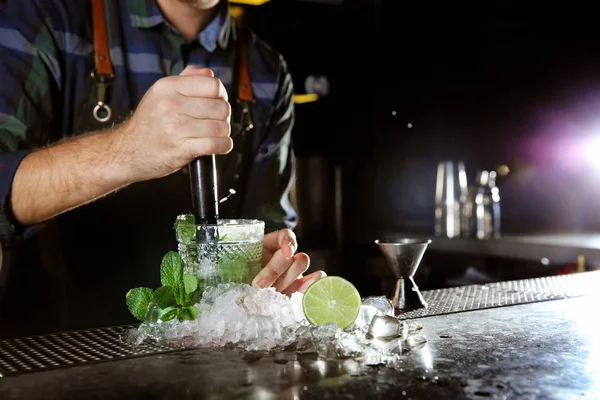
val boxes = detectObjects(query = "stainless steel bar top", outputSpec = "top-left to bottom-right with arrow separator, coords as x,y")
1,271 -> 599,399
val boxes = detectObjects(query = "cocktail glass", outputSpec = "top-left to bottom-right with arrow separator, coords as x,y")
175,217 -> 264,290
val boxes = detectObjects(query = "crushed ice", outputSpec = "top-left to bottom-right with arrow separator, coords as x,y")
124,283 -> 427,366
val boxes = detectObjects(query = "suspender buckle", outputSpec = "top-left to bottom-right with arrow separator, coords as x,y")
237,99 -> 254,135
91,71 -> 114,123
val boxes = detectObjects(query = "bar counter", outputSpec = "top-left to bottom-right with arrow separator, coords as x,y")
1,272 -> 599,399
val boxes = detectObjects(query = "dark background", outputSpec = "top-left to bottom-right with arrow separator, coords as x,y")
1,0 -> 599,339
0,0 -> 598,338
245,0 -> 600,293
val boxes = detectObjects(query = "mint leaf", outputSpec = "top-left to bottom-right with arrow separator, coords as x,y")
179,305 -> 199,321
160,251 -> 185,304
183,274 -> 198,296
160,251 -> 184,287
185,289 -> 202,306
153,286 -> 177,309
127,248 -> 204,324
174,214 -> 196,244
126,287 -> 154,321
159,306 -> 178,322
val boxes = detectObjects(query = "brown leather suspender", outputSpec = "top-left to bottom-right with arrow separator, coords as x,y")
234,20 -> 253,103
91,0 -> 113,77
90,0 -> 114,122
90,0 -> 254,125
232,16 -> 255,132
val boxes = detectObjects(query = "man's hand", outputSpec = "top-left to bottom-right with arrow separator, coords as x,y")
252,229 -> 326,297
11,66 -> 232,225
115,66 -> 233,182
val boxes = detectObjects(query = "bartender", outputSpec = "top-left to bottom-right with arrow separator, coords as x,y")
0,0 -> 324,339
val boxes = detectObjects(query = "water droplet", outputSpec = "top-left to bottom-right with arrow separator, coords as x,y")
219,188 -> 237,203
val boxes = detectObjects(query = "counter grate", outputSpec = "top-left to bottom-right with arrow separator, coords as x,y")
0,325 -> 178,377
397,271 -> 598,320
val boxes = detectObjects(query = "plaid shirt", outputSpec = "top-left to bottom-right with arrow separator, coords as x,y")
0,0 -> 297,245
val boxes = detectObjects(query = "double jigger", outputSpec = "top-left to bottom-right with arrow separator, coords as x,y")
374,238 -> 431,312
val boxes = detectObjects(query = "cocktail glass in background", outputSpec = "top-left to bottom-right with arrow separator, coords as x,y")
175,216 -> 264,290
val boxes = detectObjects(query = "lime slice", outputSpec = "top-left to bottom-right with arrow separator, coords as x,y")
302,276 -> 362,329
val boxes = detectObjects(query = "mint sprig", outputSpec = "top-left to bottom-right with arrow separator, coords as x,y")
126,288 -> 154,321
126,251 -> 202,322
174,214 -> 196,244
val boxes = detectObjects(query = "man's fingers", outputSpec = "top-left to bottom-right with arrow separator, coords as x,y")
162,74 -> 228,101
180,65 -> 214,77
180,118 -> 231,139
281,276 -> 304,297
179,97 -> 231,122
262,229 -> 297,259
177,67 -> 230,123
183,137 -> 233,158
297,271 -> 327,293
282,270 -> 327,297
272,253 -> 310,293
253,248 -> 292,289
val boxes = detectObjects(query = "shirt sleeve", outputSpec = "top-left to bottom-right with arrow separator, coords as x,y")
244,55 -> 297,233
0,1 -> 60,246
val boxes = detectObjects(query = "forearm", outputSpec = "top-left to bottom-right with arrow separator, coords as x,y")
10,128 -> 131,225
5,69 -> 232,227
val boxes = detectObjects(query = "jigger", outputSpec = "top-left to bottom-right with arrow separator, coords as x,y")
374,238 -> 431,312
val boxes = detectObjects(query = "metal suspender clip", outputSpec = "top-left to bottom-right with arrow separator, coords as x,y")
90,70 -> 114,123
90,0 -> 114,123
236,99 -> 255,135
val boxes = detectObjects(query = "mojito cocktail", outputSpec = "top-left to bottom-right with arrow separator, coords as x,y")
175,216 -> 264,289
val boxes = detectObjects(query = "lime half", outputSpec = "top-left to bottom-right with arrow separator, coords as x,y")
302,276 -> 362,329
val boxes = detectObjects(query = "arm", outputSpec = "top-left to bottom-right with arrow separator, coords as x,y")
0,0 -> 63,235
8,72 -> 233,226
0,0 -> 232,239
11,66 -> 234,226
10,130 -> 131,225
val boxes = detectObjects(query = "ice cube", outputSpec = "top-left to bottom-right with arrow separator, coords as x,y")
404,332 -> 427,350
354,296 -> 395,330
354,304 -> 379,330
368,337 -> 403,355
295,324 -> 342,356
335,330 -> 369,357
289,292 -> 307,324
361,296 -> 395,316
244,315 -> 279,351
366,315 -> 402,339
126,319 -> 178,346
406,320 -> 424,332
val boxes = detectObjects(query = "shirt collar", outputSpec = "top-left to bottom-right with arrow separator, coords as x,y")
199,1 -> 231,52
127,0 -> 165,29
127,0 -> 233,52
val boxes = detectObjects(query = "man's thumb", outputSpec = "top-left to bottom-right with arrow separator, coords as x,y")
179,65 -> 214,77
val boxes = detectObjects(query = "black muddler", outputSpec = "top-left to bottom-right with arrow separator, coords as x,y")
189,156 -> 219,247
